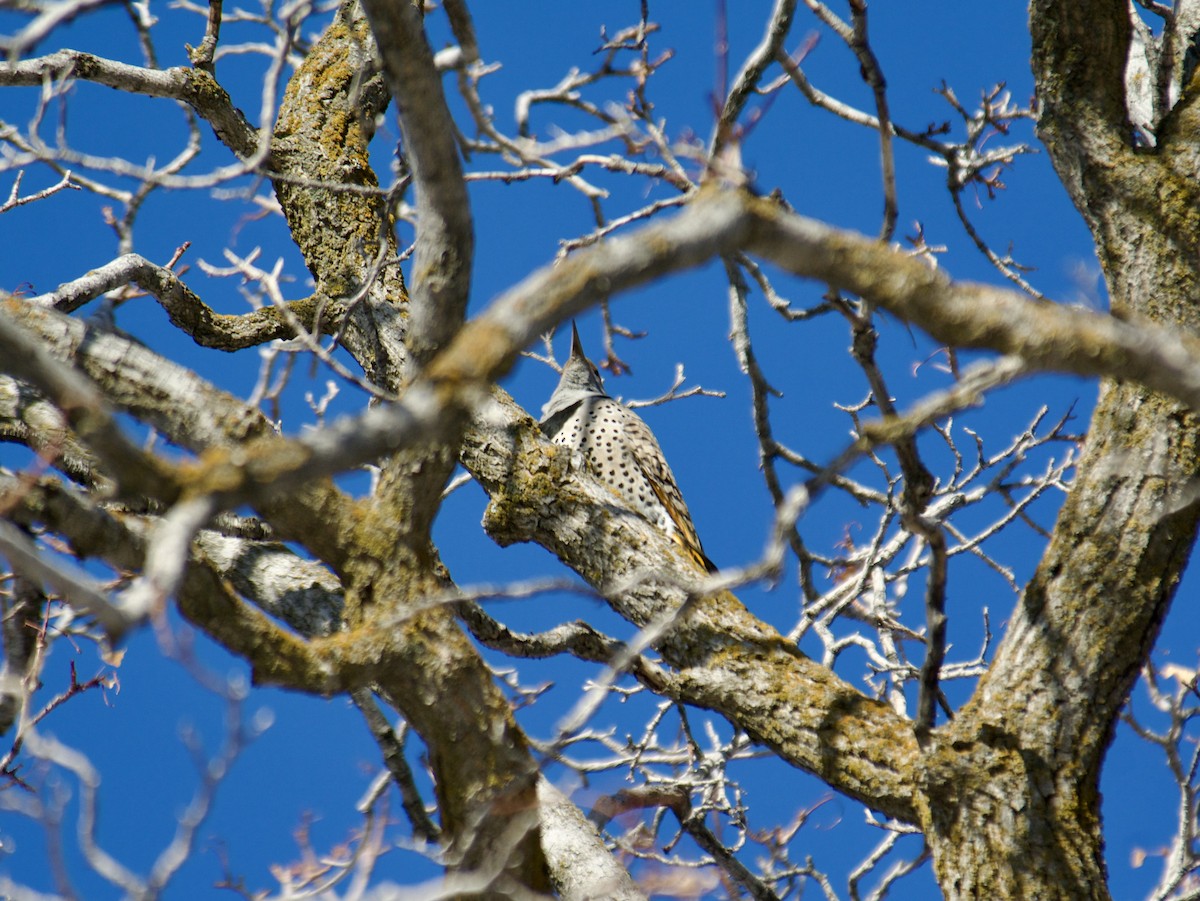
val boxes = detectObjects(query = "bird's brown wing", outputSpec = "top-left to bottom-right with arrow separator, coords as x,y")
624,416 -> 716,573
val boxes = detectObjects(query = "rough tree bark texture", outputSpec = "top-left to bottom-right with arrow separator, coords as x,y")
908,2 -> 1200,898
263,4 -> 550,891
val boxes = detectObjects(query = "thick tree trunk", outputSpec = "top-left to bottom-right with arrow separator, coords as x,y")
919,383 -> 1200,899
908,2 -> 1200,897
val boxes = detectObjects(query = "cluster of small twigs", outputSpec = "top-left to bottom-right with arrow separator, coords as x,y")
1122,663 -> 1200,900
409,2 -> 1067,895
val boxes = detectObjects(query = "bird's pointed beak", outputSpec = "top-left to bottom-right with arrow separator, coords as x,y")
570,321 -> 584,357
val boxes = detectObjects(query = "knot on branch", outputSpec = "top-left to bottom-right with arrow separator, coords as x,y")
481,439 -> 576,548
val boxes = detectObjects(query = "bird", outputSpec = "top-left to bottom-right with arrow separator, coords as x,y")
540,323 -> 716,573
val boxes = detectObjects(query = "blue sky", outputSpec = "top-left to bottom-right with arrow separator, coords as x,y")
1,2 -> 1191,899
